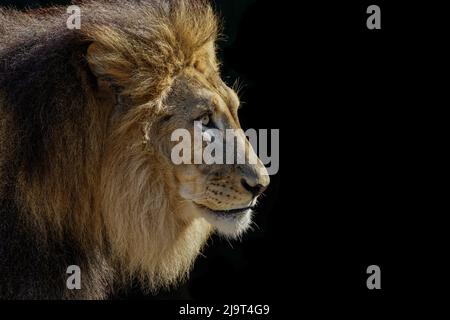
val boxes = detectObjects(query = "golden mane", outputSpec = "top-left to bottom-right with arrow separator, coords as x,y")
0,0 -> 219,298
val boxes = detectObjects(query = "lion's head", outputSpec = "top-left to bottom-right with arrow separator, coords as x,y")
0,0 -> 269,294
85,0 -> 269,288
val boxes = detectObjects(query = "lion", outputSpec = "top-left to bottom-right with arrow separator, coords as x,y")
0,0 -> 269,299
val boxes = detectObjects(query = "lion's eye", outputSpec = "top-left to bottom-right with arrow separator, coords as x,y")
199,114 -> 210,127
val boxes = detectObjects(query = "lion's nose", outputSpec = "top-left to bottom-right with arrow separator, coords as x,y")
241,178 -> 268,197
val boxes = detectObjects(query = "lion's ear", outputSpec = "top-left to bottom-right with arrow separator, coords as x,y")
86,42 -> 134,86
85,39 -> 169,105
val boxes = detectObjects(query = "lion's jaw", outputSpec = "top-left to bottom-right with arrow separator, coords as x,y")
197,205 -> 254,238
177,169 -> 258,238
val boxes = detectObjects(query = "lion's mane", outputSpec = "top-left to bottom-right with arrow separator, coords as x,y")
0,0 -> 217,299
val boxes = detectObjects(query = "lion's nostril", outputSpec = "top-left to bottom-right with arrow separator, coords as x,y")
240,179 -> 267,197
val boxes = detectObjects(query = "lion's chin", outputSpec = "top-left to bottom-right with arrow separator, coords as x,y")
194,204 -> 253,238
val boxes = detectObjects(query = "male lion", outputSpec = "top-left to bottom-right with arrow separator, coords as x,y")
0,0 -> 269,299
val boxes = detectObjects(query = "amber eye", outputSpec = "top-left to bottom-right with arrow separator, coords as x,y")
199,114 -> 210,127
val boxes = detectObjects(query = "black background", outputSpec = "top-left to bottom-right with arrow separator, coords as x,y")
0,0 -> 445,316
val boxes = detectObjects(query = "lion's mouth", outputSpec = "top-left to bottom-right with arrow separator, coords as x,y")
195,204 -> 252,218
